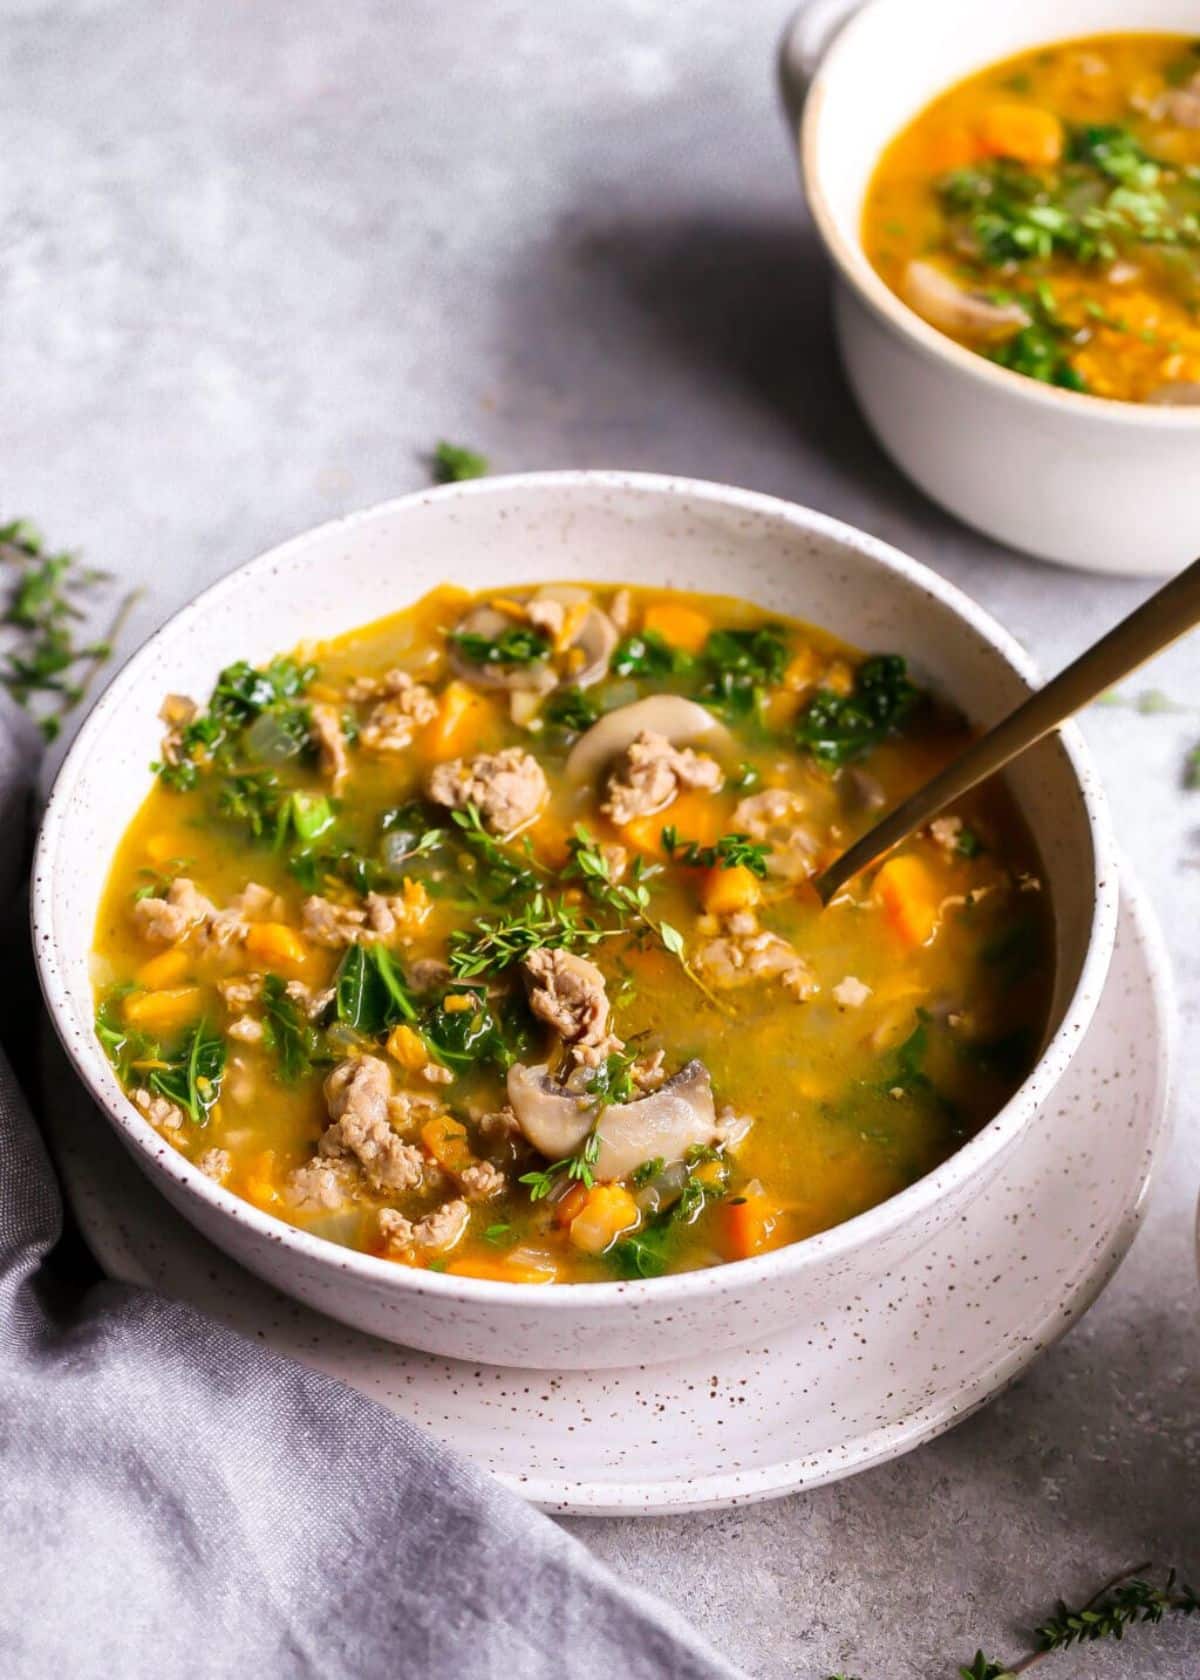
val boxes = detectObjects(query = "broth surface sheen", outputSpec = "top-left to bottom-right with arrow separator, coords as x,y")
863,33 -> 1200,403
92,581 -> 1054,1283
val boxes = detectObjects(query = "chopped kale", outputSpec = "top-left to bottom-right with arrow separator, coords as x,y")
449,624 -> 550,668
795,654 -> 918,768
261,974 -> 325,1082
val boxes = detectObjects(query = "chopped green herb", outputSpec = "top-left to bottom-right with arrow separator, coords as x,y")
698,626 -> 788,719
542,686 -> 600,734
261,974 -> 325,1082
611,630 -> 693,679
795,654 -> 919,768
630,1156 -> 665,1188
432,440 -> 489,483
585,1049 -> 640,1106
661,828 -> 770,878
449,625 -> 550,668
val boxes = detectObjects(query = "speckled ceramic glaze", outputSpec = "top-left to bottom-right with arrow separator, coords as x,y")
780,0 -> 1200,576
32,473 -> 1119,1369
44,875 -> 1171,1513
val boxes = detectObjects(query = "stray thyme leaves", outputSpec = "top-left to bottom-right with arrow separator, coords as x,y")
432,440 -> 490,483
1,519 -> 134,740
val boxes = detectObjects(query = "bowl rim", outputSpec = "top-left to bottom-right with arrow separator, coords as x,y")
32,469 -> 1121,1312
797,4 -> 1200,428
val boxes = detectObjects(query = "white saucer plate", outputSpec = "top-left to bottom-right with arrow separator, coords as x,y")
45,873 -> 1172,1516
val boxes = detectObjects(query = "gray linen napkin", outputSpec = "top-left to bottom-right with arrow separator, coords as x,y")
0,692 -> 743,1680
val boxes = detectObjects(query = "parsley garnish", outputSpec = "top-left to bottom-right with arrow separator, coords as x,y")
449,624 -> 550,668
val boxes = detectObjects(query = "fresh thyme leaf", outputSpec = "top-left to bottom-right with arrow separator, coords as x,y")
447,891 -> 614,978
483,1221 -> 513,1246
261,974 -> 324,1082
432,440 -> 489,483
449,802 -> 545,900
661,828 -> 770,878
1,518 -> 130,738
585,1049 -> 639,1106
658,921 -> 685,957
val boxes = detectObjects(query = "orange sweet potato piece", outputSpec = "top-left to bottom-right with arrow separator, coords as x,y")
873,854 -> 940,946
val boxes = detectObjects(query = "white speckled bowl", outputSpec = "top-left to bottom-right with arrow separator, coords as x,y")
33,473 -> 1118,1369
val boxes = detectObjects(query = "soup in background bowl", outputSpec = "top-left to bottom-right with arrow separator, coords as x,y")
34,474 -> 1117,1366
863,32 -> 1200,404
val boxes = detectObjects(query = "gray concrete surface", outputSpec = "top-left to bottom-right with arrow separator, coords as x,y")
6,2 -> 1198,1674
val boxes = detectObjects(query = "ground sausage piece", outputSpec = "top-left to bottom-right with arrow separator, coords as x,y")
732,789 -> 819,883
601,730 -> 722,826
310,702 -> 350,791
301,894 -> 367,948
695,911 -> 817,1000
131,1088 -> 186,1132
459,1160 -> 506,1202
359,673 -> 438,754
522,948 -> 618,1055
157,693 -> 198,767
412,1198 -> 470,1254
378,1208 -> 415,1255
1156,73 -> 1200,128
427,747 -> 548,835
287,1159 -> 358,1211
196,1147 -> 232,1183
132,878 -> 218,945
217,974 -> 263,1014
320,1057 -> 424,1193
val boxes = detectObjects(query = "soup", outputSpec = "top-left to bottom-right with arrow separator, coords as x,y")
863,33 -> 1200,403
92,582 -> 1053,1283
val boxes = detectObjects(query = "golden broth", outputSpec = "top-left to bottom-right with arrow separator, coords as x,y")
863,33 -> 1200,402
92,583 -> 1054,1283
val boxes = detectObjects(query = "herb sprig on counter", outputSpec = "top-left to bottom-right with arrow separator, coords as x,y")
1,518 -> 135,740
825,1561 -> 1200,1680
431,440 -> 490,483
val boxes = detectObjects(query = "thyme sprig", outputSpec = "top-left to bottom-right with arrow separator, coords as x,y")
660,827 -> 770,878
563,827 -> 727,1013
1,519 -> 136,740
446,891 -> 617,978
828,1562 -> 1200,1680
519,1129 -> 601,1200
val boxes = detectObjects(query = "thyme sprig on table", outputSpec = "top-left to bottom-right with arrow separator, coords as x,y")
827,1562 -> 1200,1680
1,518 -> 136,740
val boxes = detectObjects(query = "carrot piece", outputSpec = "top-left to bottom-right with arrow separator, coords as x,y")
977,103 -> 1062,166
553,1181 -> 590,1228
446,1256 -> 558,1284
872,854 -> 941,946
243,922 -> 308,970
134,947 -> 192,990
122,986 -> 205,1034
642,601 -> 713,655
423,680 -> 491,760
240,1149 -> 279,1211
623,789 -> 727,858
387,1024 -> 429,1071
421,1114 -> 475,1174
700,862 -> 762,916
718,1193 -> 784,1261
925,121 -> 981,172
569,1184 -> 640,1255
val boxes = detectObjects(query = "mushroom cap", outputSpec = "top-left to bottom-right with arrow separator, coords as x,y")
448,605 -> 556,693
902,260 -> 1030,343
449,589 -> 618,693
506,1058 -> 719,1182
565,696 -> 732,788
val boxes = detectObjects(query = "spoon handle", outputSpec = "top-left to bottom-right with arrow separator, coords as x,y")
813,556 -> 1200,905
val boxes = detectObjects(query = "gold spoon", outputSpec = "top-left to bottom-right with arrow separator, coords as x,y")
813,557 -> 1200,906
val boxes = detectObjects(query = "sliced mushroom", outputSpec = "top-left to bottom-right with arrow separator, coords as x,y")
902,260 -> 1030,343
531,585 -> 618,688
506,1059 -> 719,1183
591,1059 -> 717,1181
506,1063 -> 597,1160
1146,381 -> 1200,406
566,696 -> 732,788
